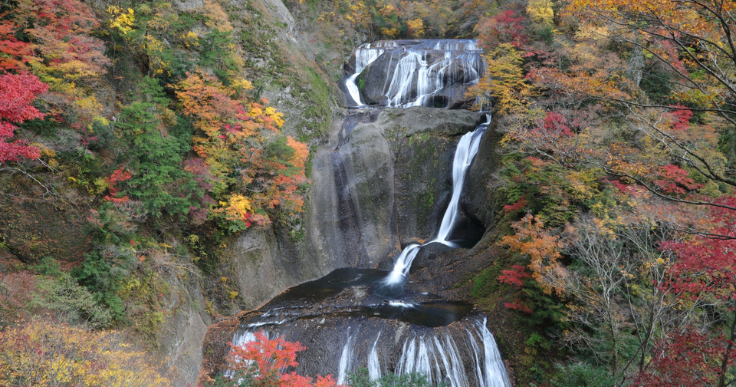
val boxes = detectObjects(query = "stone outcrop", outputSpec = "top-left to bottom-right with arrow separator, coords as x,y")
308,107 -> 485,271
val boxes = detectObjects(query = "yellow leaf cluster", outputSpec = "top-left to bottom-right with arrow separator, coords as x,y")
223,194 -> 253,221
468,43 -> 534,116
182,30 -> 199,48
107,6 -> 135,35
406,18 -> 425,37
144,35 -> 171,75
381,27 -> 400,38
526,0 -> 554,26
232,77 -> 254,95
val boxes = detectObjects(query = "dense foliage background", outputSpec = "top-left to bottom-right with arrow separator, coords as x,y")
2,0 -> 736,385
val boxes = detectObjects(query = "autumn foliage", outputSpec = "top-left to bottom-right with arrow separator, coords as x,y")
0,72 -> 47,162
0,319 -> 170,386
500,214 -> 565,295
224,331 -> 338,387
464,0 -> 736,383
176,69 -> 308,228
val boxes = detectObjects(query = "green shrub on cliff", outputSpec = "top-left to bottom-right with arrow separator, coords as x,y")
348,368 -> 436,387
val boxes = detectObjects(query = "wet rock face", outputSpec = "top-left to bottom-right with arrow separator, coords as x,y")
463,119 -> 504,229
342,40 -> 484,109
309,107 -> 485,270
216,107 -> 484,315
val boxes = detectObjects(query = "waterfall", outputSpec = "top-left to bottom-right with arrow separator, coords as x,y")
228,316 -> 509,387
391,319 -> 509,387
383,243 -> 421,284
344,40 -> 483,108
436,127 -> 486,244
223,39 -> 510,387
345,43 -> 390,107
476,319 -> 512,387
382,124 -> 486,287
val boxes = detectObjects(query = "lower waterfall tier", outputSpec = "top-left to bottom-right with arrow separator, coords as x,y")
228,269 -> 511,387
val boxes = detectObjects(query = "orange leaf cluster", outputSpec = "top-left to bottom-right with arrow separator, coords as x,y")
176,69 -> 308,227
501,214 -> 566,295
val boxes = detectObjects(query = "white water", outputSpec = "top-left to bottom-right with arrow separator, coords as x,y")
384,124 -> 487,285
391,321 -> 509,387
344,40 -> 483,108
476,319 -> 512,387
367,332 -> 382,380
436,127 -> 486,244
345,43 -> 391,106
337,329 -> 355,385
384,243 -> 421,284
388,301 -> 416,308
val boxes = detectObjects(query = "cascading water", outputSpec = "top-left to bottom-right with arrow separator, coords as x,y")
230,305 -> 510,387
343,40 -> 484,108
222,39 -> 510,387
377,123 -> 487,296
344,42 -> 391,107
337,328 -> 356,385
367,331 -> 383,381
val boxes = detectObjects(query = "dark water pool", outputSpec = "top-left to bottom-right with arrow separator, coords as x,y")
259,268 -> 473,327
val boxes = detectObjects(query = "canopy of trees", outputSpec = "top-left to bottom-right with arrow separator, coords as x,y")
466,0 -> 736,385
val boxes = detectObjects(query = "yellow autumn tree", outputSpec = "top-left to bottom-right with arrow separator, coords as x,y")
0,319 -> 170,387
468,43 -> 534,116
406,18 -> 425,37
175,70 -> 308,230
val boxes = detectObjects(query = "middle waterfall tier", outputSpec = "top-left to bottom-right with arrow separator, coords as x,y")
378,122 -> 486,297
342,40 -> 484,109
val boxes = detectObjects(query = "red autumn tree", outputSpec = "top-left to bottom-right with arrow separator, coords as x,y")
636,196 -> 736,386
0,21 -> 31,71
104,167 -> 132,203
636,329 -> 732,387
475,10 -> 528,48
9,0 -> 109,134
0,72 -> 47,163
226,331 -> 338,387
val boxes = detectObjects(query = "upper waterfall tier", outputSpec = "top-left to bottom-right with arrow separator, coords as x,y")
341,39 -> 484,109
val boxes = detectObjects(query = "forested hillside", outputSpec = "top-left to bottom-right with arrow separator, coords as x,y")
1,0 -> 735,386
465,0 -> 736,385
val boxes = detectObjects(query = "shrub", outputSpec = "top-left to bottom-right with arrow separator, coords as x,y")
211,331 -> 337,387
0,318 -> 170,386
33,274 -> 112,328
347,367 -> 435,387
